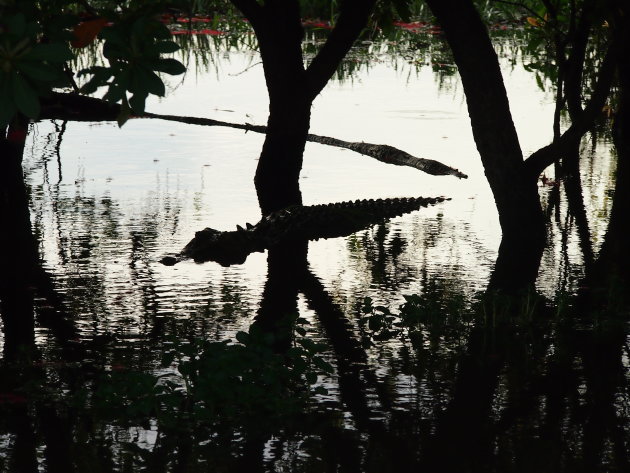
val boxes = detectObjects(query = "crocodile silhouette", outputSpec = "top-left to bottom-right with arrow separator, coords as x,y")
161,196 -> 448,266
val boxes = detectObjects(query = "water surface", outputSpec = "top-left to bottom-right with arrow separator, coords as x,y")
0,32 -> 626,472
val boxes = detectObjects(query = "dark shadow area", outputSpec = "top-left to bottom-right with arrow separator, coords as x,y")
0,134 -> 81,361
488,232 -> 545,294
0,136 -> 37,361
1,3 -> 629,470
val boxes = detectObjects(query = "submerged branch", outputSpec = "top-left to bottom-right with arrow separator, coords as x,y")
306,134 -> 468,178
142,111 -> 468,178
39,92 -> 467,178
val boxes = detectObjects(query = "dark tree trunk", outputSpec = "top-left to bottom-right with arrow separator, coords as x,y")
230,0 -> 377,215
563,141 -> 595,272
250,2 -> 311,214
238,242 -> 308,471
254,241 -> 307,351
256,98 -> 311,214
1,126 -> 79,358
6,406 -> 39,473
585,4 -> 630,289
0,133 -> 37,360
424,0 -> 545,292
564,4 -> 594,121
422,323 -> 506,471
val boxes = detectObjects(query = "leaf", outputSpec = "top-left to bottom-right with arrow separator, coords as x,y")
136,67 -> 165,96
103,41 -> 127,60
152,58 -> 186,75
78,66 -> 112,93
526,17 -> 541,27
7,37 -> 31,59
117,68 -> 132,89
129,92 -> 147,114
16,61 -> 60,81
313,357 -> 333,373
235,331 -> 249,345
6,13 -> 26,37
131,16 -> 149,38
11,73 -> 39,118
117,100 -> 132,127
297,338 -> 315,351
100,27 -> 126,47
526,35 -> 544,53
23,43 -> 73,62
71,18 -> 108,48
24,20 -> 40,39
102,83 -> 125,103
151,41 -> 180,54
79,79 -> 100,95
46,13 -> 81,32
153,21 -> 172,40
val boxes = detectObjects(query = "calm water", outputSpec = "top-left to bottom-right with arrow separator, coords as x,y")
1,33 -> 626,472
20,46 -> 613,336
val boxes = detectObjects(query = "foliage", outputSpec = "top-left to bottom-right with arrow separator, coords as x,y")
358,279 -> 471,348
0,2 -> 75,127
86,315 -> 333,429
0,0 -> 187,129
78,14 -> 184,123
5,0 -> 604,132
488,0 -> 611,97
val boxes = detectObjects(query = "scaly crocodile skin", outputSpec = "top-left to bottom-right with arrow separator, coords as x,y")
161,196 -> 448,266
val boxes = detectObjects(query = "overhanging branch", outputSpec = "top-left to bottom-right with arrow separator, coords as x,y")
40,93 -> 467,178
305,134 -> 467,178
142,111 -> 467,178
523,43 -> 617,179
305,0 -> 377,100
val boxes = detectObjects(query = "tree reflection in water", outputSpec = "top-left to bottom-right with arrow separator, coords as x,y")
1,122 -> 628,472
1,24 -> 630,473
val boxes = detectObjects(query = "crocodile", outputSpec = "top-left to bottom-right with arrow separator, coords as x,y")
160,196 -> 448,266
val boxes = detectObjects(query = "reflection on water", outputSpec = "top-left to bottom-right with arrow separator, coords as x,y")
21,48 -> 511,341
1,40 -> 628,472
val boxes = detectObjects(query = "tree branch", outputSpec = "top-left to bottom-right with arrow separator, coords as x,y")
305,134 -> 468,178
305,0 -> 377,100
40,92 -> 467,178
523,43 -> 617,179
141,111 -> 467,178
228,0 -> 263,28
